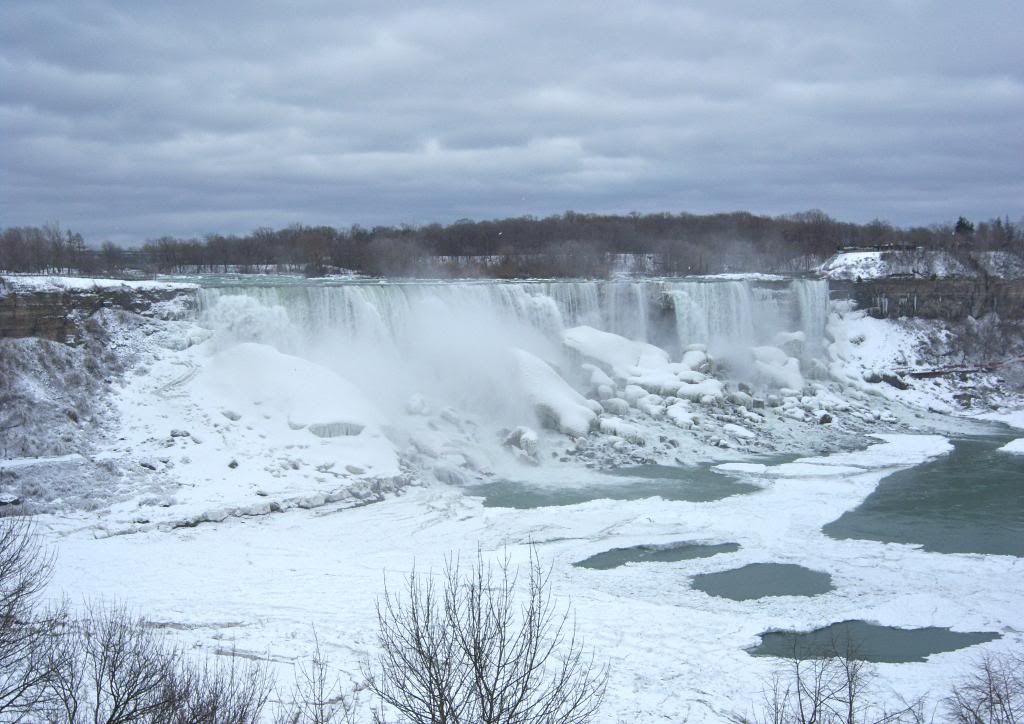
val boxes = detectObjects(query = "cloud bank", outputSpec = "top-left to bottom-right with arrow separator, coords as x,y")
2,1 -> 1022,241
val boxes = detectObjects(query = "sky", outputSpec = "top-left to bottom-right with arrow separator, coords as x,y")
2,1 -> 1022,244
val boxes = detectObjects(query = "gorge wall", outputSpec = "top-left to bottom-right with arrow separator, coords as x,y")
0,280 -> 197,343
830,278 -> 1024,320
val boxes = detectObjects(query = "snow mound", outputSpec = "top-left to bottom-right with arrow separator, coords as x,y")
562,326 -> 669,375
194,343 -> 382,431
1,275 -> 197,292
821,250 -> 976,280
512,348 -> 597,437
997,438 -> 1024,455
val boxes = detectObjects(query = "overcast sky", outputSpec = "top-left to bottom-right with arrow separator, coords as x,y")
2,1 -> 1022,243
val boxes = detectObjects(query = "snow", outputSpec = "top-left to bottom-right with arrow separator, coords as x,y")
972,250 -> 1024,279
978,410 -> 1024,431
0,453 -> 85,470
513,348 -> 597,436
39,433 -> 1021,723
562,325 -> 669,374
194,342 -> 383,431
6,275 -> 1024,721
1,275 -> 196,292
820,250 -> 975,280
997,438 -> 1024,454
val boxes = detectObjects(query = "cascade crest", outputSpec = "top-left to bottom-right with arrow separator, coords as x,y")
196,277 -> 833,466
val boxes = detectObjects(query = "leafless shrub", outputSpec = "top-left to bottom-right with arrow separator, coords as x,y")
367,548 -> 608,724
278,632 -> 360,724
156,649 -> 273,724
735,638 -> 926,724
945,652 -> 1024,724
0,514 -> 62,718
45,604 -> 272,723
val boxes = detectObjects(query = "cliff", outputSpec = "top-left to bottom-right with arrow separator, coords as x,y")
829,278 -> 1024,320
0,277 -> 198,343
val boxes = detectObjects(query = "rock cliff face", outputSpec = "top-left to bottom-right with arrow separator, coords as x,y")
830,279 -> 1024,320
0,283 -> 197,343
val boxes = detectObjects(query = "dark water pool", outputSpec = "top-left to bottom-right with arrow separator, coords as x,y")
823,433 -> 1024,556
691,563 -> 834,600
465,463 -> 762,508
574,541 -> 740,570
749,620 -> 1001,663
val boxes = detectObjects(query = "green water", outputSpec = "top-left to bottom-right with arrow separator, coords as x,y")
574,542 -> 740,570
749,620 -> 1001,663
465,464 -> 761,508
691,563 -> 834,600
823,433 -> 1024,556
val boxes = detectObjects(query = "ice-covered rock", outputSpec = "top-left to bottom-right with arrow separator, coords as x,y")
512,348 -> 597,437
562,326 -> 669,375
676,379 -> 724,401
723,423 -> 756,440
997,438 -> 1024,455
600,398 -> 631,416
581,362 -> 615,389
599,417 -> 647,445
666,402 -> 697,429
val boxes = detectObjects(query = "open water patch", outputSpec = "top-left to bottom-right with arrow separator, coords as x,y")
823,433 -> 1024,556
691,563 -> 833,600
465,465 -> 760,509
574,541 -> 740,570
749,620 -> 1001,663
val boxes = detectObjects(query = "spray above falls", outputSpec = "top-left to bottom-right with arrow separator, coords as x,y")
196,277 -> 833,474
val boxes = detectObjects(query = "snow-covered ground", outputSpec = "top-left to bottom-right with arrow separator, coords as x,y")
820,248 -> 1024,281
2,275 -> 1022,721
40,434 -> 1023,722
0,274 -> 197,293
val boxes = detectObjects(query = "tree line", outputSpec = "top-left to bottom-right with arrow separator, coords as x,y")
1,211 -> 1021,278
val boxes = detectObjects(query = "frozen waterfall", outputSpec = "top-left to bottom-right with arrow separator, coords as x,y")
196,277 -> 833,450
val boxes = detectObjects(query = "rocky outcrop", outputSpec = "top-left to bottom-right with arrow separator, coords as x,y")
0,281 -> 197,343
830,278 -> 1024,320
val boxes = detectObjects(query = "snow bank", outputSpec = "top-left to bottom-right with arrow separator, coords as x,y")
997,438 -> 1024,455
513,348 -> 597,436
562,325 -> 669,374
1,275 -> 197,292
820,250 -> 975,280
195,342 -> 382,431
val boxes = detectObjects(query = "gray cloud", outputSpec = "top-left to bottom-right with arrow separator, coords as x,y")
1,0 -> 1022,243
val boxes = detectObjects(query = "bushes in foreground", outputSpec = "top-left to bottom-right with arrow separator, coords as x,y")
0,517 -> 607,723
4,514 -> 1024,722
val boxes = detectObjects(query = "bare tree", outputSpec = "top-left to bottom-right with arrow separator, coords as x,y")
278,632 -> 359,724
156,649 -> 273,724
367,548 -> 608,724
945,652 -> 1024,724
735,638 -> 925,724
45,604 -> 273,724
46,603 -> 178,723
0,515 -> 62,719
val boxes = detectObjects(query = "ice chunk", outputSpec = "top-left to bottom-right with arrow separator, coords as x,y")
598,417 -> 647,445
563,326 -> 669,374
676,379 -> 724,401
512,348 -> 597,437
997,438 -> 1024,455
722,423 -> 756,440
195,343 -> 382,432
581,362 -> 615,388
666,402 -> 696,429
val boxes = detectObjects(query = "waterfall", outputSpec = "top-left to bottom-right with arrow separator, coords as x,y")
196,277 -> 831,423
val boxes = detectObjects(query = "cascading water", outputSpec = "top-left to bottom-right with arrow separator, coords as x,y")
196,276 -> 833,470
199,278 -> 829,354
